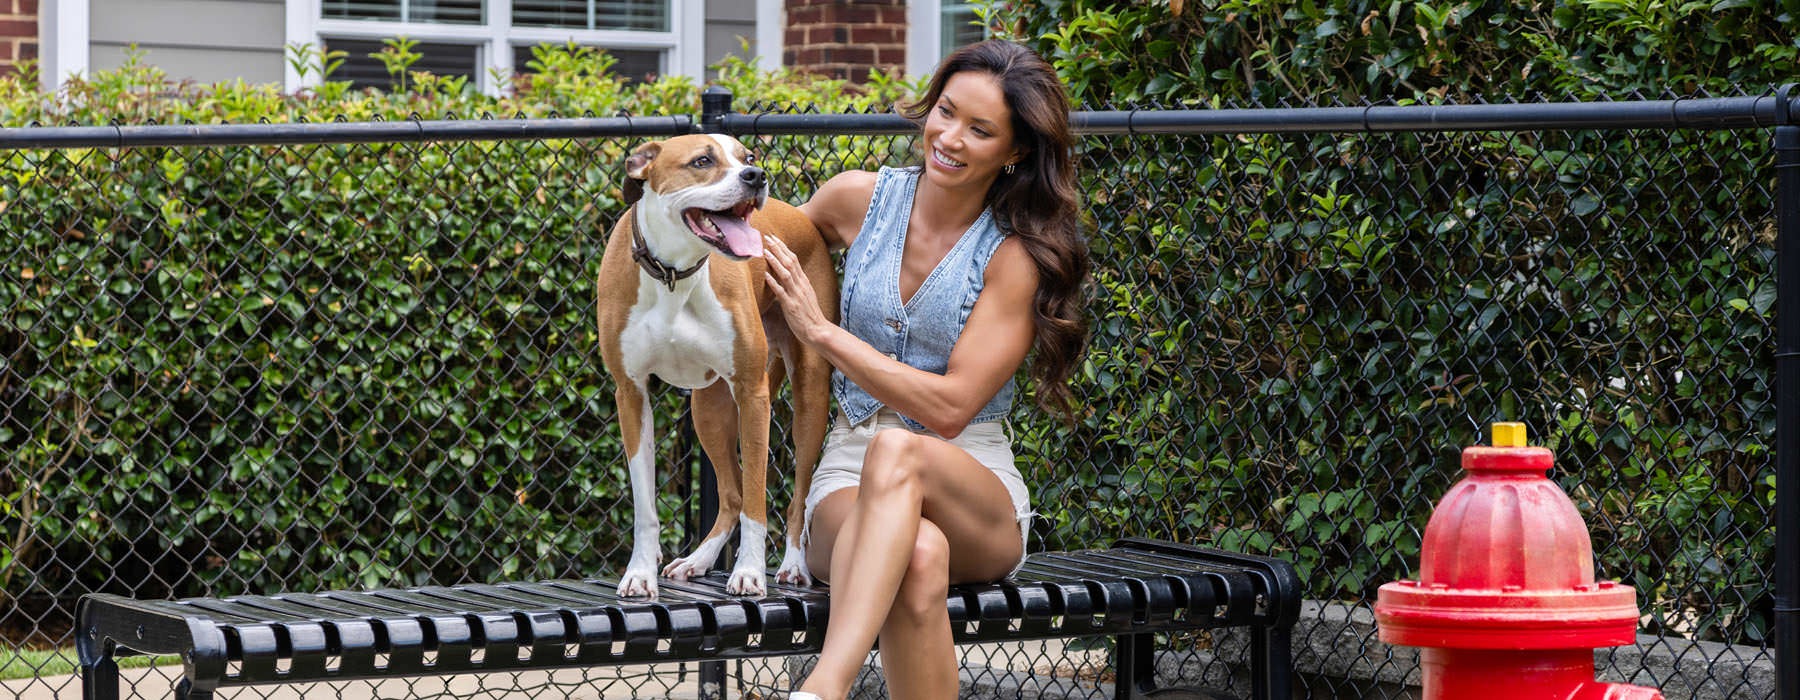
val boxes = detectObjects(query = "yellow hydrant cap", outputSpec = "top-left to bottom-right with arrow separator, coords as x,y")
1492,422 -> 1527,447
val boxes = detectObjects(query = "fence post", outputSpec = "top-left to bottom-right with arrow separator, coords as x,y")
692,85 -> 735,700
1775,82 -> 1798,700
701,86 -> 734,135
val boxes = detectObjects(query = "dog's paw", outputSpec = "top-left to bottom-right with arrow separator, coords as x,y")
774,551 -> 811,587
618,568 -> 659,598
662,557 -> 707,582
726,567 -> 767,597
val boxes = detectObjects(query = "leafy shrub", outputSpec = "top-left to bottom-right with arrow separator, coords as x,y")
0,47 -> 911,610
998,0 -> 1799,104
990,0 -> 1787,644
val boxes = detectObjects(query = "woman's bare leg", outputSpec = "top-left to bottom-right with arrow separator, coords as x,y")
876,519 -> 957,699
795,429 -> 1023,700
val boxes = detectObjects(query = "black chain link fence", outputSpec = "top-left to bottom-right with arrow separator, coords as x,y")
0,89 -> 1789,699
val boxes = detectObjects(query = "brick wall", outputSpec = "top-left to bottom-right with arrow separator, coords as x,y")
783,0 -> 906,83
0,0 -> 36,78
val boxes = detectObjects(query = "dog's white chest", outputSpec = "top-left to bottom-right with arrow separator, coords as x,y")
621,275 -> 737,389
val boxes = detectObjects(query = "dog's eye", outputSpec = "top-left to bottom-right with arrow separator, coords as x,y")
691,155 -> 713,168
744,153 -> 757,165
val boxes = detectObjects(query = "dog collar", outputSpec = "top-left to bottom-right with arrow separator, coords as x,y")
631,224 -> 707,291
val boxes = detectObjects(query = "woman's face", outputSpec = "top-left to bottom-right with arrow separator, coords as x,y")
921,71 -> 1021,191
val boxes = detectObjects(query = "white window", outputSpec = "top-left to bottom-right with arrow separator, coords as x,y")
286,0 -> 703,95
938,1 -> 984,56
906,0 -> 989,80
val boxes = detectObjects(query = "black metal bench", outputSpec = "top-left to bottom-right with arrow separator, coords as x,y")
76,538 -> 1299,700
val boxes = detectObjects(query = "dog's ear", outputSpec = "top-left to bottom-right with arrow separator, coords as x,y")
621,142 -> 660,206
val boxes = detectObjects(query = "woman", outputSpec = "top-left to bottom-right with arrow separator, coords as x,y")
760,40 -> 1089,700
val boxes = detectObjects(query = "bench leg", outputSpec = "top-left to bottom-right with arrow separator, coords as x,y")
79,652 -> 120,700
697,659 -> 728,700
1114,632 -> 1155,700
1249,624 -> 1293,700
175,677 -> 215,700
1116,628 -> 1292,700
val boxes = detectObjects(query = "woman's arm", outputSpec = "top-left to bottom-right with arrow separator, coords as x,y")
765,235 -> 1039,439
797,170 -> 877,251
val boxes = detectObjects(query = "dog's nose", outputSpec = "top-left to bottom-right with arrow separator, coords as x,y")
739,166 -> 766,189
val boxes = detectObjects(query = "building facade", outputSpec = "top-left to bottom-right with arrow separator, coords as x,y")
0,0 -> 36,77
16,0 -> 983,93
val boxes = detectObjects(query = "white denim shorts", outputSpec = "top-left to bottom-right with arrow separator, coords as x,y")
803,408 -> 1033,578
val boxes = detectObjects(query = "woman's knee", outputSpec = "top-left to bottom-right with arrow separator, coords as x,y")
863,430 -> 926,495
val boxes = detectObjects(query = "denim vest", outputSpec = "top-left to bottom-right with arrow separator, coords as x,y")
833,166 -> 1015,432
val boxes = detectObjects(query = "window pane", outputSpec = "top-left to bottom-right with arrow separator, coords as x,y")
511,1 -> 585,28
323,0 -> 400,21
512,44 -> 663,84
513,0 -> 668,31
323,0 -> 483,25
326,38 -> 480,90
410,0 -> 483,24
941,2 -> 985,56
595,0 -> 667,31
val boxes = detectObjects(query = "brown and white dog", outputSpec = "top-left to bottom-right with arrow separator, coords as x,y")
596,134 -> 837,597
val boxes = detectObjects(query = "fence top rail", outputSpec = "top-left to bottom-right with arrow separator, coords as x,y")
0,92 -> 1793,149
0,115 -> 695,150
1073,94 -> 1795,135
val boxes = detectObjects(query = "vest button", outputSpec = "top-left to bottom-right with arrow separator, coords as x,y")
885,318 -> 903,332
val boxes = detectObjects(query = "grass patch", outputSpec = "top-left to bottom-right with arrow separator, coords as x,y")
0,647 -> 177,681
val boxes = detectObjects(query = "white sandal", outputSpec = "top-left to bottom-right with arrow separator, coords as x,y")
788,693 -> 823,700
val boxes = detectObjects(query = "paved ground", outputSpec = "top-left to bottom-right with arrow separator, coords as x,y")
5,640 -> 1103,699
9,663 -> 718,699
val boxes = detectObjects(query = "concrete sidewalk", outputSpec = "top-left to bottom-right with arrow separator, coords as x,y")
4,639 -> 1104,699
6,663 -> 713,699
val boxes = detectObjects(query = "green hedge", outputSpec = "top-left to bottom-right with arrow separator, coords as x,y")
988,0 -> 1789,644
0,47 -> 913,607
979,0 -> 1792,644
997,0 -> 1798,104
1023,126 -> 1775,645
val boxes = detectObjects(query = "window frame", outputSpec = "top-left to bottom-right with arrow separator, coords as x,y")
907,0 -> 986,80
285,0 -> 700,95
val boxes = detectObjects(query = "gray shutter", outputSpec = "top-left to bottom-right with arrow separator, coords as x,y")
512,44 -> 663,83
326,38 -> 481,89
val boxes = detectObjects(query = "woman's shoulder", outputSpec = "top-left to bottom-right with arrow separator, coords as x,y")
799,170 -> 882,250
820,169 -> 881,197
820,166 -> 924,198
979,236 -> 1041,303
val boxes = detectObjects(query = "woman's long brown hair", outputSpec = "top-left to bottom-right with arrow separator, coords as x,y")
902,40 -> 1090,422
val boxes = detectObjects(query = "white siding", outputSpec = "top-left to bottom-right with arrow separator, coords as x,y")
89,0 -> 286,85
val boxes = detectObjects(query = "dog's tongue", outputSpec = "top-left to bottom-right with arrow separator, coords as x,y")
709,213 -> 763,257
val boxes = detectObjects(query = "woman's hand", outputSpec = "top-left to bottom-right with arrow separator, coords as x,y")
762,234 -> 834,347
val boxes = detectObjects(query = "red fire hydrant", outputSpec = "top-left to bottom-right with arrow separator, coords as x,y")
1374,422 -> 1663,699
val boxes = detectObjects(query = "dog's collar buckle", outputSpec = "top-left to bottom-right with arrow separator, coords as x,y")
631,225 -> 707,291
